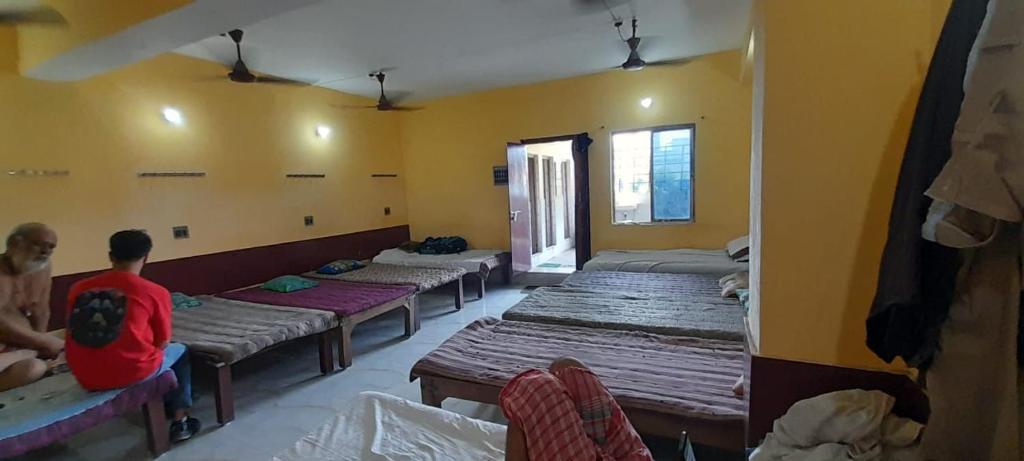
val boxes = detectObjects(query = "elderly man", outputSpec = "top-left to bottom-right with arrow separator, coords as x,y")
0,223 -> 63,391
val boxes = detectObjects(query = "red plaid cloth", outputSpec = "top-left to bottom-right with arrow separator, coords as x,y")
499,367 -> 653,461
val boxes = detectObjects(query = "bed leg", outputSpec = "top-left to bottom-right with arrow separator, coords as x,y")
404,298 -> 420,337
454,277 -> 465,310
476,273 -> 486,299
337,323 -> 354,369
318,331 -> 335,374
213,362 -> 235,425
420,378 -> 444,407
142,397 -> 169,456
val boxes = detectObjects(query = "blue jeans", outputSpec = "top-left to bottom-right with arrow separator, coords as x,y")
161,343 -> 192,414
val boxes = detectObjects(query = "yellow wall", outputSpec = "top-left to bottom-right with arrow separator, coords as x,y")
755,0 -> 950,369
0,52 -> 407,276
399,50 -> 752,253
17,0 -> 192,73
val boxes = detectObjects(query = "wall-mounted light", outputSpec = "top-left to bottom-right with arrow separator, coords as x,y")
315,125 -> 332,139
162,107 -> 184,125
639,97 -> 653,109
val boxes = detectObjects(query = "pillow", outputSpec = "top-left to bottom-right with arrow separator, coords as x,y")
718,272 -> 750,298
171,292 -> 203,310
317,259 -> 365,275
726,235 -> 750,260
261,276 -> 319,293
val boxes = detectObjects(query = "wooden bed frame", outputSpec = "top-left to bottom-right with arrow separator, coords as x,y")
199,293 -> 416,425
415,373 -> 745,451
194,329 -> 337,425
463,251 -> 514,299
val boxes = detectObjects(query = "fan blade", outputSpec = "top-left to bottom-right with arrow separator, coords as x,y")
0,5 -> 65,25
254,75 -> 309,86
331,104 -> 377,110
388,106 -> 424,112
645,57 -> 692,67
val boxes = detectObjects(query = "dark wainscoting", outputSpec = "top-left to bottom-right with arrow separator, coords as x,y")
747,355 -> 929,446
48,225 -> 410,329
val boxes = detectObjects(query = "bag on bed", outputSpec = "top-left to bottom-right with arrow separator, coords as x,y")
261,276 -> 319,293
417,236 -> 468,255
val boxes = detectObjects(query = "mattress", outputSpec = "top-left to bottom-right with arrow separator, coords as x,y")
273,391 -> 505,461
172,296 -> 338,364
218,280 -> 415,316
412,318 -> 746,424
560,270 -> 723,298
304,263 -> 465,292
0,347 -> 181,457
373,248 -> 504,275
582,248 -> 748,275
502,286 -> 745,341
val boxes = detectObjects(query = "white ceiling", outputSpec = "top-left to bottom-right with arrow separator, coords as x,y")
175,0 -> 752,102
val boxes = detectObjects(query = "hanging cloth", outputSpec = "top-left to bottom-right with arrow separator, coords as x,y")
866,0 -> 989,369
918,0 -> 1024,457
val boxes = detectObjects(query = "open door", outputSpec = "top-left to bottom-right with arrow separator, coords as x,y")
507,143 -> 533,274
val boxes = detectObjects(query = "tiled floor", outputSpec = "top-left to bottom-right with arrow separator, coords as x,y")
18,284 -> 702,461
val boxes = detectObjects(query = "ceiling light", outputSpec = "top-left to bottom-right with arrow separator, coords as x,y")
315,125 -> 332,139
640,97 -> 653,109
162,107 -> 184,125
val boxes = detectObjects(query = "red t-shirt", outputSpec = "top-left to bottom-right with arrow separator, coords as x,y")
65,270 -> 172,391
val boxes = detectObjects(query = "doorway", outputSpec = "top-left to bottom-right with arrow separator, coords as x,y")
507,133 -> 592,277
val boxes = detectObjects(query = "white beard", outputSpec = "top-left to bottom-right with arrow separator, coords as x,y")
23,259 -> 49,274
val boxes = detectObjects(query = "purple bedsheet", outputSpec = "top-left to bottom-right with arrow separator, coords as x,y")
0,370 -> 177,458
219,280 -> 415,316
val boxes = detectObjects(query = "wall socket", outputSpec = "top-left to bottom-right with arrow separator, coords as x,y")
172,226 -> 190,239
304,215 -> 314,226
384,207 -> 391,216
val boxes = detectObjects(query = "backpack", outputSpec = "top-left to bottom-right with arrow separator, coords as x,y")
417,236 -> 468,255
68,289 -> 127,348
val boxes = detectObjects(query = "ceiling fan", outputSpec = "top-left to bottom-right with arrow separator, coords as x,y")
616,18 -> 689,71
217,29 -> 306,86
0,0 -> 65,25
340,72 -> 421,112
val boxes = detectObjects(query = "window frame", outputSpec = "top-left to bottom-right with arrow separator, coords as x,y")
609,123 -> 696,226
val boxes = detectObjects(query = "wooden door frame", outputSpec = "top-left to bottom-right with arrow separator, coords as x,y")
520,133 -> 592,270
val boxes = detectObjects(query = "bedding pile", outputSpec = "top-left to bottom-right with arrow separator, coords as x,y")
273,391 -> 505,461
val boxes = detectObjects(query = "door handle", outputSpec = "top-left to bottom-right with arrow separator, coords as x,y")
510,210 -> 522,222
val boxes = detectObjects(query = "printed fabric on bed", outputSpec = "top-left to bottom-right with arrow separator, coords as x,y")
417,236 -> 468,255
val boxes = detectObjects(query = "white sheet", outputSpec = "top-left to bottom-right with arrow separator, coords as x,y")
582,248 -> 749,276
273,392 -> 506,461
372,248 -> 503,274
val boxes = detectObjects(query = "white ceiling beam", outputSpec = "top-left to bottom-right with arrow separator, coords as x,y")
22,0 -> 323,81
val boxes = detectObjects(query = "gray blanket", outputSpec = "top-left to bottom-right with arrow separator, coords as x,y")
304,263 -> 465,291
502,286 -> 745,341
560,270 -> 724,298
172,296 -> 337,364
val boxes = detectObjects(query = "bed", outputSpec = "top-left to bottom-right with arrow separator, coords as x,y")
582,248 -> 748,275
411,317 -> 747,450
372,248 -> 512,298
0,348 -> 182,457
273,391 -> 506,461
171,296 -> 339,424
304,263 -> 467,309
559,270 -> 725,298
218,280 -> 417,368
502,285 -> 745,341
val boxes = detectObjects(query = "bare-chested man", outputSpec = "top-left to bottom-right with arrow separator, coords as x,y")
0,222 -> 63,391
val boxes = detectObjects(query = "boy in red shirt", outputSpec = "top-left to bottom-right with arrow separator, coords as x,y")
66,230 -> 200,442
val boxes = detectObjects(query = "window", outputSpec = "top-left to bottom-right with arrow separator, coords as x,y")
611,125 -> 694,224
